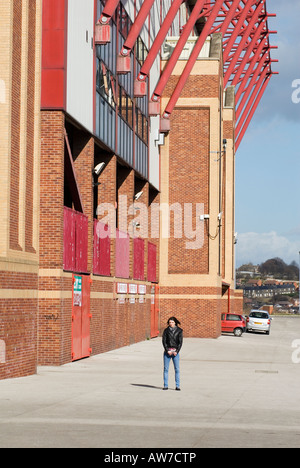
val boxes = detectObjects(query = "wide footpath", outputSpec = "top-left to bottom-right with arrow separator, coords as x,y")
1,316 -> 300,448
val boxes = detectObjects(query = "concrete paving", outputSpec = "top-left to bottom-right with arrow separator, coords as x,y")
1,316 -> 300,448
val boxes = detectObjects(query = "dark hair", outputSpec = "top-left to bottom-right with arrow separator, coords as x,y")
167,316 -> 181,326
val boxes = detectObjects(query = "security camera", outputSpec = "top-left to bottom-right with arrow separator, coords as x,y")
134,191 -> 143,201
200,214 -> 210,221
93,162 -> 105,176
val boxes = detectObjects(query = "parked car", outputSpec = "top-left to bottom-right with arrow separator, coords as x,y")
246,310 -> 271,335
221,313 -> 246,337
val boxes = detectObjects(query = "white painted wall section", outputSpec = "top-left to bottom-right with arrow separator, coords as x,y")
67,0 -> 94,133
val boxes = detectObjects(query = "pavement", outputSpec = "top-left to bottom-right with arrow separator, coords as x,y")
1,316 -> 300,448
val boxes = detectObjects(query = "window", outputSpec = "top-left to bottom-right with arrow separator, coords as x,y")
118,4 -> 132,38
136,36 -> 148,65
96,60 -> 116,108
135,107 -> 148,144
227,314 -> 241,321
119,86 -> 133,128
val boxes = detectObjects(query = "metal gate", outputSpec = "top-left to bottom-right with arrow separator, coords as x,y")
72,274 -> 92,361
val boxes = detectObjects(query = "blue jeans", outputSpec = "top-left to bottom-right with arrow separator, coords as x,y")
163,352 -> 180,388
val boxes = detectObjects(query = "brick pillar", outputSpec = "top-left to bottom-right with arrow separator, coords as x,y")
40,111 -> 65,269
39,110 -> 65,365
133,179 -> 149,281
117,165 -> 134,278
96,154 -> 117,277
73,131 -> 94,273
149,189 -> 160,283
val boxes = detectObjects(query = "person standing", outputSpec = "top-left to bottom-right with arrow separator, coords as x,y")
162,317 -> 183,391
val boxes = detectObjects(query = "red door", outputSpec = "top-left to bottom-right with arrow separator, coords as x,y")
150,284 -> 159,338
72,274 -> 92,361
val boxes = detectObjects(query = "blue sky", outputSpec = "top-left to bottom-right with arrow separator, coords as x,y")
235,0 -> 300,266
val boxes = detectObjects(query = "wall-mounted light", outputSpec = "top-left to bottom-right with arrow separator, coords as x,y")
93,162 -> 105,176
134,191 -> 143,201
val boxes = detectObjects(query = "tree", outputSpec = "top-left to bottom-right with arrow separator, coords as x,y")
259,258 -> 299,280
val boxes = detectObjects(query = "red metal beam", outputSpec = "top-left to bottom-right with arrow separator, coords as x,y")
235,73 -> 272,150
223,0 -> 259,63
120,0 -> 156,57
151,0 -> 207,103
98,0 -> 120,25
236,65 -> 269,133
219,0 -> 244,35
223,2 -> 266,85
235,39 -> 270,105
236,52 -> 270,120
162,0 -> 224,118
228,18 -> 267,86
136,0 -> 184,82
229,28 -> 277,90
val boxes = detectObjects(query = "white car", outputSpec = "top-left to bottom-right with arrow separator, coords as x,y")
246,310 -> 271,335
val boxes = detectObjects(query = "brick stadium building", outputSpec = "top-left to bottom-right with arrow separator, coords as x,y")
0,0 -> 276,379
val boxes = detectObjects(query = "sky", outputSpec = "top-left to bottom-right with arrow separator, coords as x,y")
235,0 -> 300,267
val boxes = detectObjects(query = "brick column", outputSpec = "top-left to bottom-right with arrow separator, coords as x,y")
39,110 -> 65,365
73,131 -> 94,273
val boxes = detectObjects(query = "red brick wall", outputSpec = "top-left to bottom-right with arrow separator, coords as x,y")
159,295 -> 222,339
38,111 -> 66,365
0,272 -> 38,380
168,107 -> 209,274
0,1 -> 39,380
38,113 -> 156,366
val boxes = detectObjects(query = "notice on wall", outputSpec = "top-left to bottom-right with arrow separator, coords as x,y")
73,275 -> 82,306
138,284 -> 146,295
128,284 -> 137,294
117,282 -> 128,294
118,295 -> 126,304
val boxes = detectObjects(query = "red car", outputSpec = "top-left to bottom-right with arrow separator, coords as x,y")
221,313 -> 246,337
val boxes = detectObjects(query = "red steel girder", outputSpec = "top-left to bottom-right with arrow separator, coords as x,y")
235,38 -> 270,105
223,2 -> 266,85
151,0 -> 207,102
136,0 -> 184,82
231,42 -> 277,87
219,0 -> 244,34
98,0 -> 120,25
95,0 -> 277,145
228,18 -> 267,86
235,73 -> 272,150
236,51 -> 272,121
162,0 -> 224,118
120,0 -> 156,57
223,0 -> 260,63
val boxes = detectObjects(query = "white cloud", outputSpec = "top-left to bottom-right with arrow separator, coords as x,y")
236,231 -> 300,267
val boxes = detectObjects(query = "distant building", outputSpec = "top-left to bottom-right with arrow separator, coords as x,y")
243,284 -> 296,299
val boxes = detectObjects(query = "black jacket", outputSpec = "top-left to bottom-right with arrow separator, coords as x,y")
162,327 -> 183,354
